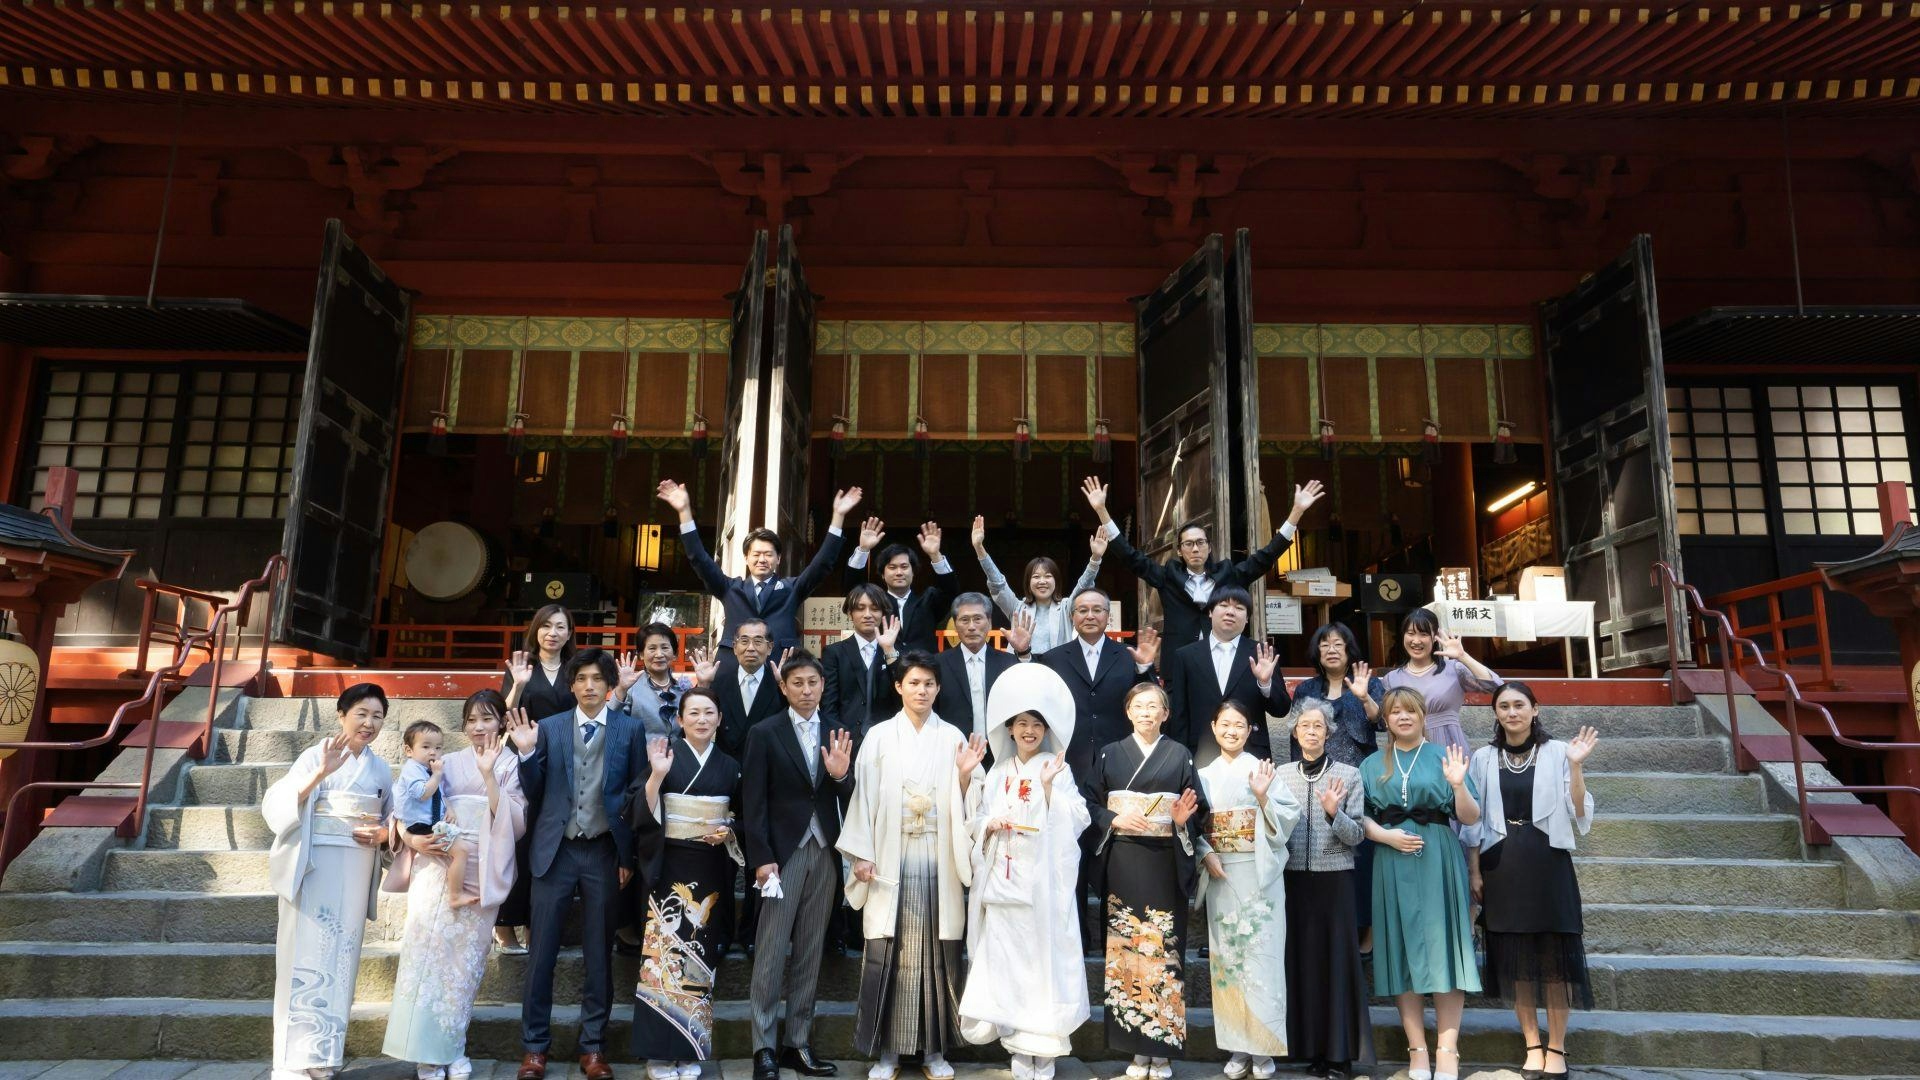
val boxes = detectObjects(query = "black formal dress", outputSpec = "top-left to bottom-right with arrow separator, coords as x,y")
1478,763 -> 1593,1008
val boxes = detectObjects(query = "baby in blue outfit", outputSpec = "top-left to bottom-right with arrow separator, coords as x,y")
398,720 -> 475,907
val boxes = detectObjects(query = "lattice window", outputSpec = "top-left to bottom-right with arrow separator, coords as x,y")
30,370 -> 179,520
1769,384 -> 1912,536
174,369 -> 301,519
1666,386 -> 1768,537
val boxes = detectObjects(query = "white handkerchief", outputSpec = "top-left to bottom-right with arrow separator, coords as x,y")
758,869 -> 784,899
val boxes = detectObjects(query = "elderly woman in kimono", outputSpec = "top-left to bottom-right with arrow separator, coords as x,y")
957,663 -> 1091,1080
263,683 -> 395,1080
382,689 -> 529,1080
1196,701 -> 1302,1080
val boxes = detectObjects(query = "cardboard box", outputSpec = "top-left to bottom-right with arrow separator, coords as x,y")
1286,579 -> 1353,600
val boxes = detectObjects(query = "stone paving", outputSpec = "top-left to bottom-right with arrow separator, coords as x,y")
0,1061 -> 1907,1080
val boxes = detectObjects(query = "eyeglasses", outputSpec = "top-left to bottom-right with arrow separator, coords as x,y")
1178,538 -> 1210,549
737,635 -> 772,647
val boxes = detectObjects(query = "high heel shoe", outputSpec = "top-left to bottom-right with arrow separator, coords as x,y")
1406,1046 -> 1431,1080
1434,1046 -> 1460,1080
1521,1043 -> 1545,1080
1544,1046 -> 1569,1077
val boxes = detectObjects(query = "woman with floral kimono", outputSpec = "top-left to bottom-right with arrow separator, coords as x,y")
1088,682 -> 1203,1080
1196,702 -> 1302,1080
957,663 -> 1091,1080
382,689 -> 529,1080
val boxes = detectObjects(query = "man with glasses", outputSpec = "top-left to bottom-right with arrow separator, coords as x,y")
1081,476 -> 1328,650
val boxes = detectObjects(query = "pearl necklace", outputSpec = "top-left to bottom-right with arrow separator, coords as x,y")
1501,743 -> 1539,774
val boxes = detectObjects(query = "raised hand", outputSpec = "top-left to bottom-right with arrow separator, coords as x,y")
505,649 -> 533,689
876,614 -> 902,653
1202,853 -> 1227,881
822,727 -> 854,780
473,731 -> 502,774
1434,630 -> 1469,662
1290,478 -> 1327,517
1080,476 -> 1108,512
1442,743 -> 1471,787
831,486 -> 864,518
769,647 -> 794,678
1089,527 -> 1109,560
970,514 -> 988,552
1249,758 -> 1276,802
1346,660 -> 1372,697
689,645 -> 719,686
956,732 -> 988,784
1566,725 -> 1600,766
1318,776 -> 1348,818
918,520 -> 943,560
1128,625 -> 1160,668
315,731 -> 355,780
1040,753 -> 1068,789
1007,610 -> 1036,656
656,479 -> 691,514
616,650 -> 642,694
1170,788 -> 1200,828
1249,641 -> 1279,686
857,515 -> 887,552
504,707 -> 538,755
646,735 -> 675,776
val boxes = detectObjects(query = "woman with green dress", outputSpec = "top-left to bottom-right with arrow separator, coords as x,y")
1361,687 -> 1482,1080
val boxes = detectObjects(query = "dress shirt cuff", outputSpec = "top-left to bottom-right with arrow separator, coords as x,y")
679,520 -> 698,535
847,547 -> 869,569
1278,520 -> 1297,541
1257,680 -> 1273,695
930,556 -> 952,574
1103,520 -> 1122,540
826,525 -> 842,536
1135,661 -> 1151,674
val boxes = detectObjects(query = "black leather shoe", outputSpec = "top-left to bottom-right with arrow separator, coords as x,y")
753,1049 -> 780,1080
780,1046 -> 838,1076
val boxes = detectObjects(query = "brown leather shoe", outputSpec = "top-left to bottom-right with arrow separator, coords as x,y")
517,1054 -> 548,1080
578,1053 -> 615,1080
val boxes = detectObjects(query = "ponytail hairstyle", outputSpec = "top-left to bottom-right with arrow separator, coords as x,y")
1376,686 -> 1429,781
1489,680 -> 1550,749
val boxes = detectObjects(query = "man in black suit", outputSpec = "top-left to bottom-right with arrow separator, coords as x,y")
821,584 -> 901,749
741,651 -> 855,1080
1164,586 -> 1290,763
843,516 -> 955,654
713,618 -> 789,758
1081,475 -> 1326,650
931,591 -> 1016,743
1036,587 -> 1161,951
658,478 -> 863,652
506,649 -> 660,1080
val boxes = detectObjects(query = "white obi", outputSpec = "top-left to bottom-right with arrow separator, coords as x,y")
663,794 -> 733,841
312,790 -> 382,847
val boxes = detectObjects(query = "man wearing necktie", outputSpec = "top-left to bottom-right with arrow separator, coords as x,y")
933,592 -> 1015,753
1163,586 -> 1290,764
843,518 -> 956,655
823,585 -> 902,754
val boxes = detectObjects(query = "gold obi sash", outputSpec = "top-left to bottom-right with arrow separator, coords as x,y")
1207,807 -> 1257,854
663,794 -> 732,841
1106,790 -> 1178,837
312,790 -> 382,843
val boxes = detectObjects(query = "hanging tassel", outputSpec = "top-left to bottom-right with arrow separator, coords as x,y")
1493,418 -> 1517,465
829,415 -> 849,461
427,411 -> 449,457
1422,417 -> 1441,465
1091,418 -> 1112,464
1318,418 -> 1337,462
507,411 -> 529,457
1013,418 -> 1032,464
610,415 -> 630,461
913,416 -> 931,462
689,413 -> 709,460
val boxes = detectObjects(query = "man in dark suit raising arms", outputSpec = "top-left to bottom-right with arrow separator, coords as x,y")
741,651 -> 856,1080
843,517 -> 955,655
658,478 -> 863,652
1163,586 -> 1290,763
1081,475 -> 1326,650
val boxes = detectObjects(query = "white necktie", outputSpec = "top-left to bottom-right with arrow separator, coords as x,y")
800,718 -> 818,782
969,653 -> 986,729
1086,644 -> 1101,680
743,672 -> 759,708
1215,641 -> 1234,694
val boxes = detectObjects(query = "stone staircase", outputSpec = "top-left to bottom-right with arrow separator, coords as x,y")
2,691 -> 1918,1074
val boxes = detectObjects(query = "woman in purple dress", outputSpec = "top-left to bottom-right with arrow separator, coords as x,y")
1379,608 -> 1502,757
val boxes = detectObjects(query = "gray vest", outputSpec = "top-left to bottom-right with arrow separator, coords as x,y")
567,715 -> 611,839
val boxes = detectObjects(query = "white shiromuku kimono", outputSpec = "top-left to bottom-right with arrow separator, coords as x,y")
958,664 -> 1092,1060
381,747 -> 528,1068
262,743 -> 393,1080
1195,751 -> 1302,1059
838,709 -> 979,1056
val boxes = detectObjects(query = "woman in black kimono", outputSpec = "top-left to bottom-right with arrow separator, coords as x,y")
1088,682 -> 1204,1080
623,686 -> 743,1080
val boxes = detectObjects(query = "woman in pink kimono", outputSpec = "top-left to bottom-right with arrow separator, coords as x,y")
382,689 -> 529,1080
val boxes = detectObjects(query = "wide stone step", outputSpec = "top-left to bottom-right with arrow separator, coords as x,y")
0,891 -> 408,944
2,999 -> 1917,1074
183,763 -> 289,806
1457,705 -> 1702,740
241,697 -> 466,733
101,850 -> 280,894
144,806 -> 275,851
1576,813 -> 1802,860
1581,903 -> 1919,958
1578,772 -> 1766,815
1572,857 -> 1848,909
9,942 -> 1920,1022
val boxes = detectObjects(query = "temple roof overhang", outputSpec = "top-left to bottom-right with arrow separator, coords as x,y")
0,294 -> 310,353
1,1 -> 1917,120
1662,306 -> 1920,367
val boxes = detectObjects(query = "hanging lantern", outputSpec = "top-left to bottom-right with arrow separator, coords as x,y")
507,411 -> 529,457
1318,418 -> 1337,462
1422,417 -> 1441,464
1012,417 -> 1032,464
1092,418 -> 1112,464
689,413 -> 709,460
610,414 -> 630,461
913,416 -> 931,462
427,410 -> 449,457
1493,418 -> 1518,465
829,415 -> 848,460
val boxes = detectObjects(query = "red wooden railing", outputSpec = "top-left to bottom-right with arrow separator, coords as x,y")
1701,570 -> 1838,692
130,579 -> 231,676
1655,561 -> 1920,845
0,554 -> 285,880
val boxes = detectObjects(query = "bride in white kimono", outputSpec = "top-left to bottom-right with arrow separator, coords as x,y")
1196,701 -> 1302,1080
382,689 -> 529,1080
958,663 -> 1091,1080
263,683 -> 395,1080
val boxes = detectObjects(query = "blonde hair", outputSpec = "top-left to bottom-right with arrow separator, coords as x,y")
1378,686 -> 1429,780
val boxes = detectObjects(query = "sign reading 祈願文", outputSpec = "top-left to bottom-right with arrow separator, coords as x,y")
1439,601 -> 1499,635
